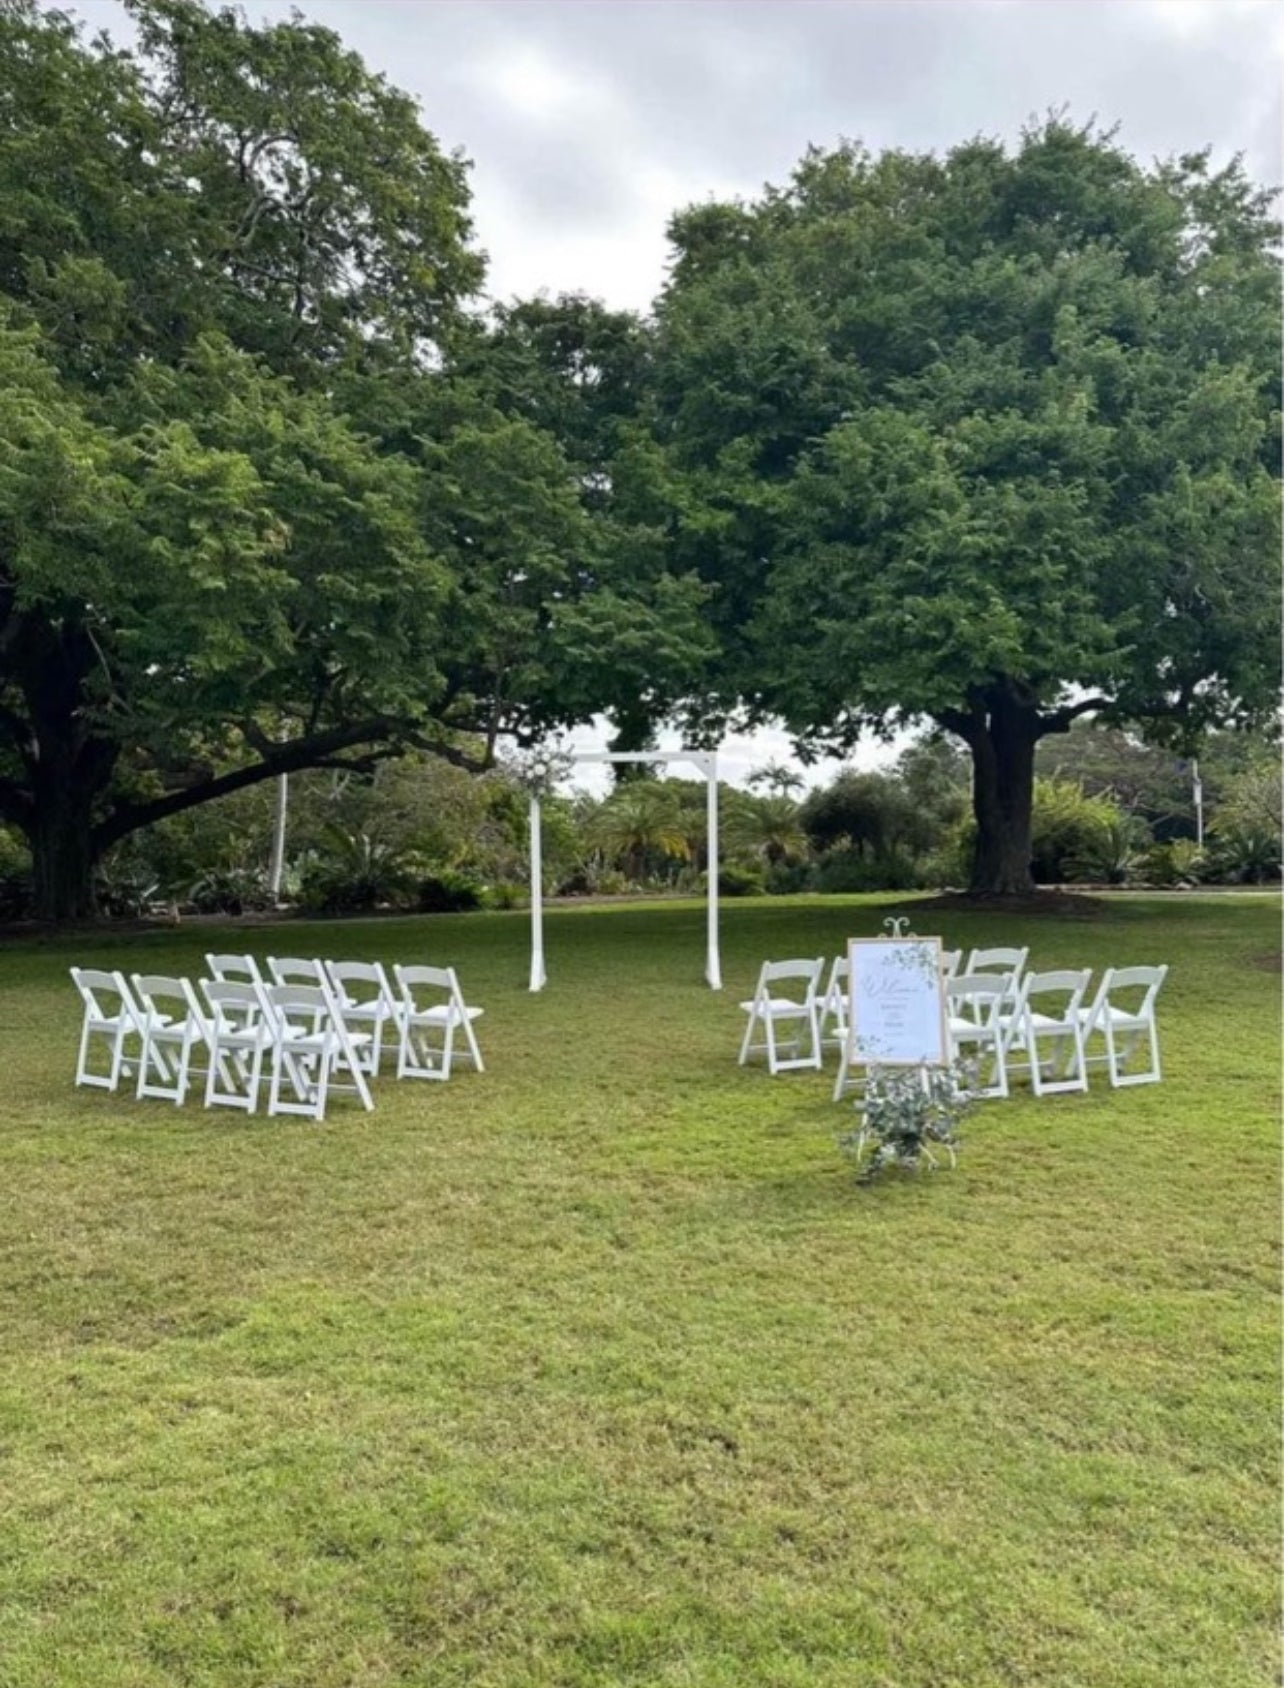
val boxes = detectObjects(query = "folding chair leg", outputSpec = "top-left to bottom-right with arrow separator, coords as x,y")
738,1010 -> 757,1066
765,1016 -> 779,1076
462,1018 -> 484,1074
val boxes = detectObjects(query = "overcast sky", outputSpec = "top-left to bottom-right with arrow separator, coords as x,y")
66,0 -> 1284,790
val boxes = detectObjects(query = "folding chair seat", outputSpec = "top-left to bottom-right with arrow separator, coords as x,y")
205,953 -> 265,986
392,965 -> 485,1082
262,984 -> 375,1120
946,974 -> 1009,1099
738,957 -> 824,1075
267,955 -> 326,988
324,960 -> 402,1076
1078,965 -> 1168,1087
201,980 -> 274,1113
69,968 -> 146,1092
1005,968 -> 1092,1097
131,973 -> 212,1106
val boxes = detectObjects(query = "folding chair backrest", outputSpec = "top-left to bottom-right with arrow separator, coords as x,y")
824,955 -> 849,998
205,953 -> 264,985
70,967 -> 139,1023
758,957 -> 824,996
132,973 -> 202,1022
202,978 -> 267,1031
940,949 -> 962,980
966,946 -> 1029,978
1101,965 -> 1168,1013
394,964 -> 456,1010
268,956 -> 326,988
326,960 -> 392,1008
948,973 -> 1008,1024
264,982 -> 331,1030
1023,968 -> 1092,1011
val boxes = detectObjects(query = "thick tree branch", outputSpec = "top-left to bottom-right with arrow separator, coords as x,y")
92,719 -> 412,852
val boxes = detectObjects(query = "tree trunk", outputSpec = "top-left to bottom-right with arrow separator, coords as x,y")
28,785 -> 100,922
13,616 -> 118,922
965,693 -> 1040,896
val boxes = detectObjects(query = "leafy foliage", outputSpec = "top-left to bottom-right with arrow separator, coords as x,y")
840,1064 -> 974,1181
652,123 -> 1281,893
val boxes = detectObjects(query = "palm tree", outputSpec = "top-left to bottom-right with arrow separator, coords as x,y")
726,795 -> 809,866
747,761 -> 805,800
588,784 -> 691,881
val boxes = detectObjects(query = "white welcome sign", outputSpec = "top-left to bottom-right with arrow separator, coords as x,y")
845,936 -> 948,1069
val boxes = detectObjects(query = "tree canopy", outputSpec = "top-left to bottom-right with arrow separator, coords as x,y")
650,122 -> 1281,892
0,2 -> 708,918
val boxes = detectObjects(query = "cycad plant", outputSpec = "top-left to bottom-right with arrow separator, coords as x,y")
588,784 -> 691,882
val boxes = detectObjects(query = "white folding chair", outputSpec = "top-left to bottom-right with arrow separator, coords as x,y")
324,961 -> 402,1076
131,973 -> 211,1106
818,956 -> 849,1053
263,983 -> 375,1119
957,946 -> 1029,1021
201,980 -> 274,1113
1078,965 -> 1168,1087
393,965 -> 485,1082
946,974 -> 1010,1099
1005,968 -> 1092,1097
267,955 -> 326,988
940,948 -> 962,981
69,968 -> 146,1092
205,953 -> 265,986
738,958 -> 824,1075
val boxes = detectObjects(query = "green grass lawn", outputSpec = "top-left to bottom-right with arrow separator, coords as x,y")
0,893 -> 1278,1688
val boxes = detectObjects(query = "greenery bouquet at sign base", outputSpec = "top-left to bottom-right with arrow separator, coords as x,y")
840,1064 -> 976,1183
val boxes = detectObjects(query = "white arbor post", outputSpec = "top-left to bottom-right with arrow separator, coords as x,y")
528,748 -> 722,992
528,794 -> 547,992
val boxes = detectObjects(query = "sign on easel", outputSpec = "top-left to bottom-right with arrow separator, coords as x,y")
845,935 -> 948,1069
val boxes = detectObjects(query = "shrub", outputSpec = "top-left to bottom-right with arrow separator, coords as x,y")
298,829 -> 420,914
1064,815 -> 1151,885
1030,779 -> 1133,883
487,879 -> 527,910
718,862 -> 766,897
416,870 -> 487,913
95,858 -> 161,920
765,861 -> 816,895
187,865 -> 273,915
1208,823 -> 1281,885
814,846 -> 920,894
1142,839 -> 1207,886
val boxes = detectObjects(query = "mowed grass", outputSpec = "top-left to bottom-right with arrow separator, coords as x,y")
0,893 -> 1278,1688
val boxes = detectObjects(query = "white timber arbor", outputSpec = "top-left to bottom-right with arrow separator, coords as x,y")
528,749 -> 722,993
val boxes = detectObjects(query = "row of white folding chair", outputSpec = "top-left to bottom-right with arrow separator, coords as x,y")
745,949 -> 1016,1085
206,954 -> 484,1082
72,962 -> 484,1115
70,968 -> 372,1120
738,951 -> 1166,1101
946,965 -> 1168,1099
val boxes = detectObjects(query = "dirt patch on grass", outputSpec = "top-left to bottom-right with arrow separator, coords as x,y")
1249,951 -> 1282,972
915,890 -> 1107,918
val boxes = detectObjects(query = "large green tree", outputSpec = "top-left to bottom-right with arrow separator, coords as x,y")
652,123 -> 1281,894
0,3 -> 707,918
0,0 -> 484,917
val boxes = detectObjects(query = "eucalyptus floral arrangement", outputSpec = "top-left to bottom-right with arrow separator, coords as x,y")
840,1063 -> 974,1182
